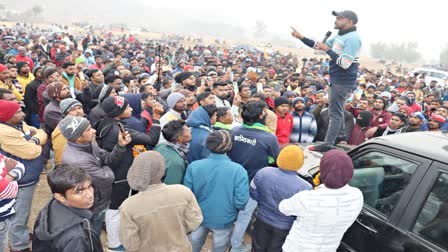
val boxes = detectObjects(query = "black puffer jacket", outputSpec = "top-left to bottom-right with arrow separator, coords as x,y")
94,117 -> 160,209
32,199 -> 103,252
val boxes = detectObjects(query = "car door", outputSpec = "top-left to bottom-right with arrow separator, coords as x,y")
339,145 -> 432,252
395,162 -> 448,252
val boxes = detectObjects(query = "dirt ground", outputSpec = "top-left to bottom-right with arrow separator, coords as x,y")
16,173 -> 250,252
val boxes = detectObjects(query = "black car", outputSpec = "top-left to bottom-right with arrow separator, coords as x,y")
329,132 -> 448,252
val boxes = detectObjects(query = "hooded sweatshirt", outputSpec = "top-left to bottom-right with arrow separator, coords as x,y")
82,49 -> 95,66
32,198 -> 103,252
186,106 -> 213,163
121,93 -> 145,133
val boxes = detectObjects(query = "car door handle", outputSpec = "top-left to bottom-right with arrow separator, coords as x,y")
356,219 -> 378,234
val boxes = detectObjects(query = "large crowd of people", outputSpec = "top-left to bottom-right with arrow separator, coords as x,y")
0,13 -> 448,252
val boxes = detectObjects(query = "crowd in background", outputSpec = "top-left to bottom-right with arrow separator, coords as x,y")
0,22 -> 447,252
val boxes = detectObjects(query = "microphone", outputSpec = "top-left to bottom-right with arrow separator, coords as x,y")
322,31 -> 332,43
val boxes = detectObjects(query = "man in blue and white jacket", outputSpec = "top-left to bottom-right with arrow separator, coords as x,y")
291,10 -> 361,151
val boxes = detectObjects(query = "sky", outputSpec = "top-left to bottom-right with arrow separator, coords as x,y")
140,0 -> 446,63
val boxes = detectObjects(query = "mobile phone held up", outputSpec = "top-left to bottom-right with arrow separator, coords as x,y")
117,122 -> 126,140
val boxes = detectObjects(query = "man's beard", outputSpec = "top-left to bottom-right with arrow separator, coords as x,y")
217,94 -> 227,100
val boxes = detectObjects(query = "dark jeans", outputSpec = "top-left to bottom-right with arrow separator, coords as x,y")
252,219 -> 289,252
324,84 -> 352,144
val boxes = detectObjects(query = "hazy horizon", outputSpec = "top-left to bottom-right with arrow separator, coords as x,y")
2,0 -> 446,63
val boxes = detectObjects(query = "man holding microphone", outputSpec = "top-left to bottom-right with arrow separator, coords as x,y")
291,10 -> 361,151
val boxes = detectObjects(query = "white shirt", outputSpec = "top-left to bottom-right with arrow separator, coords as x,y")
279,184 -> 363,252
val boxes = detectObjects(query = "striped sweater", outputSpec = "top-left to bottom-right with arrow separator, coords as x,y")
302,29 -> 361,87
0,155 -> 25,221
279,184 -> 363,252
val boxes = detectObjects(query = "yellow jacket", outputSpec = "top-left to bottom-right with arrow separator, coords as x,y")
0,80 -> 23,101
52,126 -> 67,166
17,73 -> 35,95
0,122 -> 47,160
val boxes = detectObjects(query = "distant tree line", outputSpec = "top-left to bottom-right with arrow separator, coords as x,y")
370,41 -> 421,63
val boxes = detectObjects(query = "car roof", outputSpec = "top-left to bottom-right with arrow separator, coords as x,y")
411,67 -> 448,74
359,132 -> 448,164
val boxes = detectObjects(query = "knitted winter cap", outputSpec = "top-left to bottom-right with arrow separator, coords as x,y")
101,96 -> 129,118
380,91 -> 391,100
59,116 -> 90,142
206,130 -> 233,154
277,145 -> 305,171
60,98 -> 82,115
174,71 -> 193,84
166,92 -> 185,109
292,97 -> 305,107
95,84 -> 114,103
0,100 -> 20,123
430,114 -> 446,127
127,151 -> 166,191
282,91 -> 297,98
411,112 -> 426,121
0,64 -> 7,72
46,82 -> 65,99
274,96 -> 290,108
319,149 -> 354,189
75,57 -> 85,64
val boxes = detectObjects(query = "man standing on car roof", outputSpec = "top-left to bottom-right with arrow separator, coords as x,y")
291,10 -> 361,152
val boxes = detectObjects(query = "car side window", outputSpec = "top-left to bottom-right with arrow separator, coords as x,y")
412,172 -> 448,250
349,151 -> 418,217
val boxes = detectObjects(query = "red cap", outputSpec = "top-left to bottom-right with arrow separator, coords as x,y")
431,114 -> 446,123
0,64 -> 8,73
0,100 -> 20,123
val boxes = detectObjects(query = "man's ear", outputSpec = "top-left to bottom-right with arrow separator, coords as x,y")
53,192 -> 66,204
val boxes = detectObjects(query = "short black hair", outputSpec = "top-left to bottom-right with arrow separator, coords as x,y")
251,92 -> 266,102
123,75 -> 134,85
216,107 -> 230,121
94,54 -> 102,59
62,61 -> 75,69
0,88 -> 13,100
86,69 -> 101,79
42,67 -> 58,80
47,164 -> 91,196
242,101 -> 266,125
213,81 -> 228,89
202,104 -> 218,118
141,92 -> 155,101
139,84 -> 153,94
162,119 -> 186,143
392,112 -> 407,122
105,74 -> 122,84
197,91 -> 213,103
238,84 -> 250,91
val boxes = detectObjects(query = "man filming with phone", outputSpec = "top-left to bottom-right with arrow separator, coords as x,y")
291,10 -> 361,152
